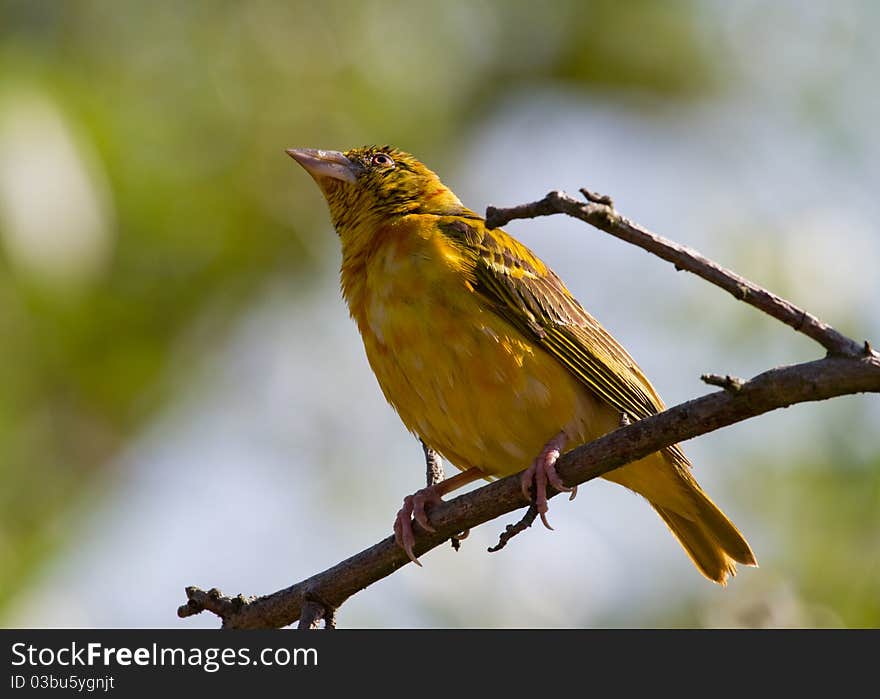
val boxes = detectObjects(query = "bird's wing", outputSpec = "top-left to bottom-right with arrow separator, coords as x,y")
439,216 -> 688,465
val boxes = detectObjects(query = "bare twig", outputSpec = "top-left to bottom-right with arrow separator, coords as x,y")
485,190 -> 869,358
177,587 -> 252,620
295,589 -> 335,630
297,600 -> 324,630
701,373 -> 745,393
450,529 -> 469,551
488,504 -> 539,552
179,353 -> 880,628
579,187 -> 614,206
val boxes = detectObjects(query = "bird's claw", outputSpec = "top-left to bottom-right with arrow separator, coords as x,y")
393,485 -> 444,565
520,431 -> 573,530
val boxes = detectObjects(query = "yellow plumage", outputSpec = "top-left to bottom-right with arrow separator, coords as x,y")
288,145 -> 757,584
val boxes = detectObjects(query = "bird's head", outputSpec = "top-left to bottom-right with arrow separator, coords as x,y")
286,145 -> 468,237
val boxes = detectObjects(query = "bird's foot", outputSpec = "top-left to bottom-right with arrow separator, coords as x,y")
393,484 -> 445,566
520,431 -> 576,530
393,467 -> 483,565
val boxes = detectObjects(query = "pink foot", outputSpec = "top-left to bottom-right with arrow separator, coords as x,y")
393,484 -> 444,566
520,431 -> 577,530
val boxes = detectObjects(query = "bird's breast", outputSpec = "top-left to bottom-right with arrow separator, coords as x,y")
345,227 -> 602,478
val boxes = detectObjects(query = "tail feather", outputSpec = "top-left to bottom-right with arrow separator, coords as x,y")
654,482 -> 757,585
604,454 -> 757,585
654,507 -> 735,584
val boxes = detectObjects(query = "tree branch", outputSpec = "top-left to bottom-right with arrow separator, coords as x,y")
179,356 -> 880,629
178,189 -> 879,629
485,190 -> 873,359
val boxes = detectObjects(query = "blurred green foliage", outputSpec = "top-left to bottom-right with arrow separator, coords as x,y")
760,455 -> 880,626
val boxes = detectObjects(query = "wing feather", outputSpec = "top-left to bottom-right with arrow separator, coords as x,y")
439,217 -> 688,467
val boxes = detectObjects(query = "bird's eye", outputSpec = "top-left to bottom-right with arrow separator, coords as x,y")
372,153 -> 394,168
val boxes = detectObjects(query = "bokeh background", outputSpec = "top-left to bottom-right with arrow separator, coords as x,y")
1,0 -> 878,628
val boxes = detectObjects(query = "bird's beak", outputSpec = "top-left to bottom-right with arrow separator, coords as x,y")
285,148 -> 358,184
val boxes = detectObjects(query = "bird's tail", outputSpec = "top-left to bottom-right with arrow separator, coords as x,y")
604,455 -> 757,584
653,492 -> 756,585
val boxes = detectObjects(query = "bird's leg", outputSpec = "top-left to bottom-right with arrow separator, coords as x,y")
419,439 -> 470,551
422,440 -> 444,487
394,466 -> 482,566
520,430 -> 576,530
421,441 -> 470,552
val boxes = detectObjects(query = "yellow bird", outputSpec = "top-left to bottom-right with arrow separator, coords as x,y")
287,145 -> 756,584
